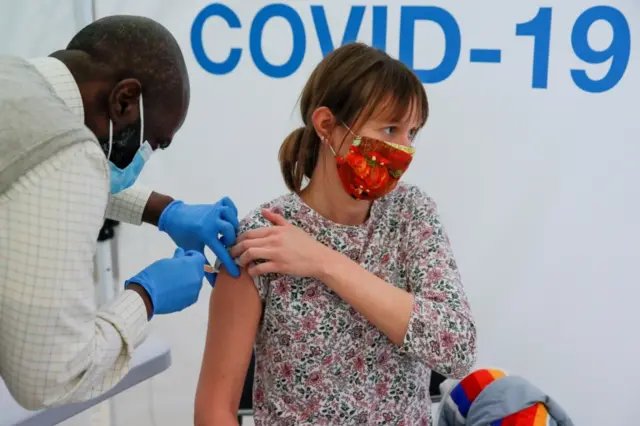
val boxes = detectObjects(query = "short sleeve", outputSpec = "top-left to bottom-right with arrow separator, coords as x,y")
214,206 -> 275,301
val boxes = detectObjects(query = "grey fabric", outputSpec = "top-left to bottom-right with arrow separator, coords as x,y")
467,376 -> 574,426
0,55 -> 98,195
437,400 -> 460,426
436,379 -> 459,426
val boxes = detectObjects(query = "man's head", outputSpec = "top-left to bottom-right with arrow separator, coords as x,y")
51,15 -> 190,168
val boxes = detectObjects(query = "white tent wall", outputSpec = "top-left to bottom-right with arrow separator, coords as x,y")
0,0 -> 93,57
2,1 -> 639,425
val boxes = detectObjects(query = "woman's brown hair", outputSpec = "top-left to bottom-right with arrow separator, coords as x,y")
279,42 -> 429,193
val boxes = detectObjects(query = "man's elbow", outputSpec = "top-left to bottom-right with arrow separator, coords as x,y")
5,354 -> 115,410
6,385 -> 45,411
6,378 -> 75,411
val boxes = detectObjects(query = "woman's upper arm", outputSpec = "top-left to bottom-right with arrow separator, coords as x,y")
194,267 -> 263,424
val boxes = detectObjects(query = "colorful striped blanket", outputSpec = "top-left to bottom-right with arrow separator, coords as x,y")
436,369 -> 574,426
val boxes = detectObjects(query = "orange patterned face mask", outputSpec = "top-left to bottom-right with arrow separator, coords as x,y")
330,132 -> 415,201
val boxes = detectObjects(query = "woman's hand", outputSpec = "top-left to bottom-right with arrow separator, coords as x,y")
229,209 -> 331,278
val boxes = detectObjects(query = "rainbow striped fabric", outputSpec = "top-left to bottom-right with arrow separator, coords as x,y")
490,403 -> 551,426
447,369 -> 551,426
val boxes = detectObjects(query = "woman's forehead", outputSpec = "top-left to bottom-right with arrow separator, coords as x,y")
357,95 -> 423,128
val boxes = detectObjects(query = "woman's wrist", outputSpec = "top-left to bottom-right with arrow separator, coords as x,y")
314,244 -> 347,283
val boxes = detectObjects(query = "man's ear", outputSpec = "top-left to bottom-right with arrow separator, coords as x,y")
108,78 -> 142,128
310,106 -> 335,140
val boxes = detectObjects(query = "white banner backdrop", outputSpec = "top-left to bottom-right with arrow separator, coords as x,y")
87,1 -> 638,425
0,0 -> 93,57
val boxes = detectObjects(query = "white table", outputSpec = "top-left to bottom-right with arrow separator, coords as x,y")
0,335 -> 171,426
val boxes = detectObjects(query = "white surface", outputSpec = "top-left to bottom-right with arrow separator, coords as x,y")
1,1 -> 639,425
0,334 -> 170,426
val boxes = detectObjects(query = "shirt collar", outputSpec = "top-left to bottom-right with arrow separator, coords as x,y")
28,57 -> 85,120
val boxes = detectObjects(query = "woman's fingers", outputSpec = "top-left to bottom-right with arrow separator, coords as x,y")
236,226 -> 277,243
230,234 -> 282,258
231,237 -> 260,258
261,209 -> 289,226
237,247 -> 273,267
247,261 -> 280,277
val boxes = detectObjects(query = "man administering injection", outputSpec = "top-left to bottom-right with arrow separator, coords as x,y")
0,16 -> 239,409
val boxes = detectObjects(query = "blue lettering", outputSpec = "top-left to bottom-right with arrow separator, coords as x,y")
399,6 -> 461,84
372,6 -> 388,52
250,4 -> 306,78
570,6 -> 630,93
191,3 -> 242,75
311,6 -> 366,56
516,8 -> 552,89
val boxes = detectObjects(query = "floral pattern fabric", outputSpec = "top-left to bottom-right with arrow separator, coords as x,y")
239,182 -> 477,425
336,136 -> 415,200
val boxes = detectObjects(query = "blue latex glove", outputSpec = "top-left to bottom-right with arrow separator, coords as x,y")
158,197 -> 240,280
125,248 -> 206,316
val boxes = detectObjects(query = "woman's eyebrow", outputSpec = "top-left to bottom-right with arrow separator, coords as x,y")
372,119 -> 399,127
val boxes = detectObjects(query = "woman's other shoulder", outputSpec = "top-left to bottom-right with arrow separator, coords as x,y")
383,183 -> 452,256
384,182 -> 438,221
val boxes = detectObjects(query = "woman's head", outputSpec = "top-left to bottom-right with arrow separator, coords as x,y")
279,42 -> 428,195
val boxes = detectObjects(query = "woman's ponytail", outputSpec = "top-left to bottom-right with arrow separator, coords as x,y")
278,126 -> 320,193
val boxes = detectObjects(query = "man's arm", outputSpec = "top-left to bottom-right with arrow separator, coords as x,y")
141,191 -> 174,226
105,183 -> 173,227
194,267 -> 262,425
0,142 -> 149,409
107,186 -> 241,278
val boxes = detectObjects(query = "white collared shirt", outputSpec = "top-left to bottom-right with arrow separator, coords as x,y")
0,57 -> 151,409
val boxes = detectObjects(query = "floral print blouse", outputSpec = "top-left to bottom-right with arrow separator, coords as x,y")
239,182 -> 476,425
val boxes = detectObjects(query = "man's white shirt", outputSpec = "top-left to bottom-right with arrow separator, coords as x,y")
0,57 -> 153,409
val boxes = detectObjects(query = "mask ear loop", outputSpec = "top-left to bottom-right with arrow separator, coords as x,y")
321,135 -> 338,157
324,137 -> 338,156
322,119 -> 355,157
107,120 -> 113,161
106,92 -> 143,160
139,95 -> 144,147
340,120 -> 358,138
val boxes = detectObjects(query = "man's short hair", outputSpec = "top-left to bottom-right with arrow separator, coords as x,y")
67,15 -> 189,106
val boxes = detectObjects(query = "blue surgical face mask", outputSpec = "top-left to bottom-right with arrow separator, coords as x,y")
107,96 -> 153,194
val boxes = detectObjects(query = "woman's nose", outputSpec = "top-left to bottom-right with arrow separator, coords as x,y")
392,133 -> 413,147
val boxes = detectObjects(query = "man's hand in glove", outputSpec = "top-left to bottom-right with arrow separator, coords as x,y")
158,196 -> 240,280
